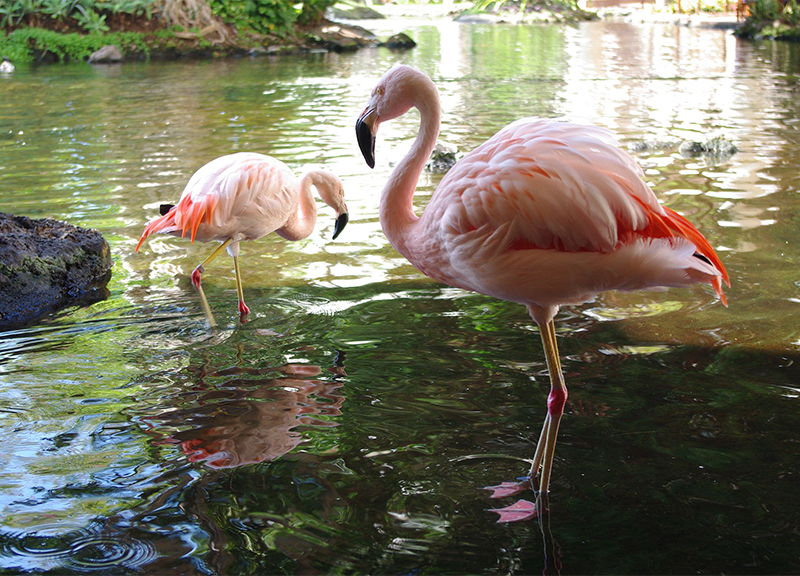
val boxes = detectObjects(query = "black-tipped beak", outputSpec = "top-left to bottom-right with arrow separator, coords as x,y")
332,212 -> 349,240
355,110 -> 376,169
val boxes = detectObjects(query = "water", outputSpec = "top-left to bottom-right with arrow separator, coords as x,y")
0,15 -> 799,574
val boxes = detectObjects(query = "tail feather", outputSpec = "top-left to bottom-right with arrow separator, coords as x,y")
661,206 -> 729,305
136,207 -> 177,252
137,193 -> 218,251
623,198 -> 729,305
662,207 -> 729,284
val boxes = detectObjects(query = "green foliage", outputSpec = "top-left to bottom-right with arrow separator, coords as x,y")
0,26 -> 150,62
782,0 -> 800,26
748,0 -> 781,20
208,0 -> 297,36
207,0 -> 335,36
0,0 -> 157,32
738,0 -> 800,38
296,0 -> 336,25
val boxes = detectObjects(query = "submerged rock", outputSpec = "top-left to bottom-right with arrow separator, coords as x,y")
678,136 -> 738,160
427,141 -> 461,173
314,23 -> 379,51
630,136 -> 738,164
380,32 -> 416,50
0,213 -> 112,330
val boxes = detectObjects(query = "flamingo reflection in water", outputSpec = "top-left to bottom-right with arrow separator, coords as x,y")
136,153 -> 349,327
146,362 -> 345,469
355,65 -> 729,521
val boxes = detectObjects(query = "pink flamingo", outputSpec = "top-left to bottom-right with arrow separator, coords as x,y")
136,152 -> 349,326
355,65 -> 729,520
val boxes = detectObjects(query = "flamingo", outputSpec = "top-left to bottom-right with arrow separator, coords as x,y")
355,65 -> 729,520
136,152 -> 349,327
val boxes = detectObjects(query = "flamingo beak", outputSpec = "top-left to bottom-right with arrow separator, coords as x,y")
356,108 -> 377,169
332,212 -> 349,240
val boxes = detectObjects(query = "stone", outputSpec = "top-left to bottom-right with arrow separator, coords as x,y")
380,32 -> 416,50
0,213 -> 112,330
427,141 -> 460,173
314,23 -> 379,51
88,45 -> 124,64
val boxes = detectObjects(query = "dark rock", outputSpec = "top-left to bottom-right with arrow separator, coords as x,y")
313,23 -> 379,51
630,136 -> 737,164
0,213 -> 112,330
628,139 -> 682,154
88,45 -> 124,64
679,136 -> 738,160
380,32 -> 416,50
427,141 -> 460,173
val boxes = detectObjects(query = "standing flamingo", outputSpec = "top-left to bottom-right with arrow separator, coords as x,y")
355,65 -> 729,520
136,152 -> 349,327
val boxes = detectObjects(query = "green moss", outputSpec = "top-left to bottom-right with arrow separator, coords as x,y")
0,27 -> 153,63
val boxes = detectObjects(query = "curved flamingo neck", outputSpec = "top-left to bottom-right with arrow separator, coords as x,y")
379,77 -> 441,257
276,175 -> 318,241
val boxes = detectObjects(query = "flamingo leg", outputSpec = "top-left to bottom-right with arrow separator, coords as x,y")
191,238 -> 234,328
232,254 -> 250,318
529,319 -> 568,496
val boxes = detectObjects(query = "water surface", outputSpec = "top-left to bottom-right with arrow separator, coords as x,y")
0,15 -> 798,574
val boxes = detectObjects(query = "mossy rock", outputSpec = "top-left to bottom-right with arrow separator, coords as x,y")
0,213 -> 112,330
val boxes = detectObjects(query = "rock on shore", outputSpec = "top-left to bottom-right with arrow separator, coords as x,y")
0,213 -> 112,330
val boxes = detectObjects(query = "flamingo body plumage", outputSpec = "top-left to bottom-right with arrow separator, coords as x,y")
136,152 -> 348,325
356,65 -> 728,517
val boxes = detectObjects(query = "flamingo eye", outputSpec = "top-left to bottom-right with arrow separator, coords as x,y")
376,86 -> 384,96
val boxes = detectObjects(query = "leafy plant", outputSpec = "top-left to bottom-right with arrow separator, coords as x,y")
208,0 -> 324,36
0,0 -> 160,32
782,0 -> 800,26
73,4 -> 110,32
297,0 -> 337,25
41,0 -> 81,20
748,0 -> 781,21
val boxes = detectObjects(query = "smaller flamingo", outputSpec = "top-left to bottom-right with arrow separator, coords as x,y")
136,152 -> 348,326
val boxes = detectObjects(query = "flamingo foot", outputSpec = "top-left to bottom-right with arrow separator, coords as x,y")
483,479 -> 531,499
238,300 -> 250,317
488,499 -> 541,523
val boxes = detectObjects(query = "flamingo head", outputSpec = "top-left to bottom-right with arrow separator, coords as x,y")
356,65 -> 434,169
307,170 -> 349,240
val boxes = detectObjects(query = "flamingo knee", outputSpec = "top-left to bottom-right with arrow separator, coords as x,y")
547,386 -> 568,417
191,267 -> 204,290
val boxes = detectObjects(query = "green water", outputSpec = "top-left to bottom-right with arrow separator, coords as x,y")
0,17 -> 798,574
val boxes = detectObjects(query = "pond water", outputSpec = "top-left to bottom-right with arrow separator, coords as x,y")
1,13 -> 799,574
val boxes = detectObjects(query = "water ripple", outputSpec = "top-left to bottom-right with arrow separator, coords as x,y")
0,524 -> 158,572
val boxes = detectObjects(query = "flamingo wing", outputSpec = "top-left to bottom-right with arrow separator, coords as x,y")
432,119 -> 728,300
438,119 -> 663,252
